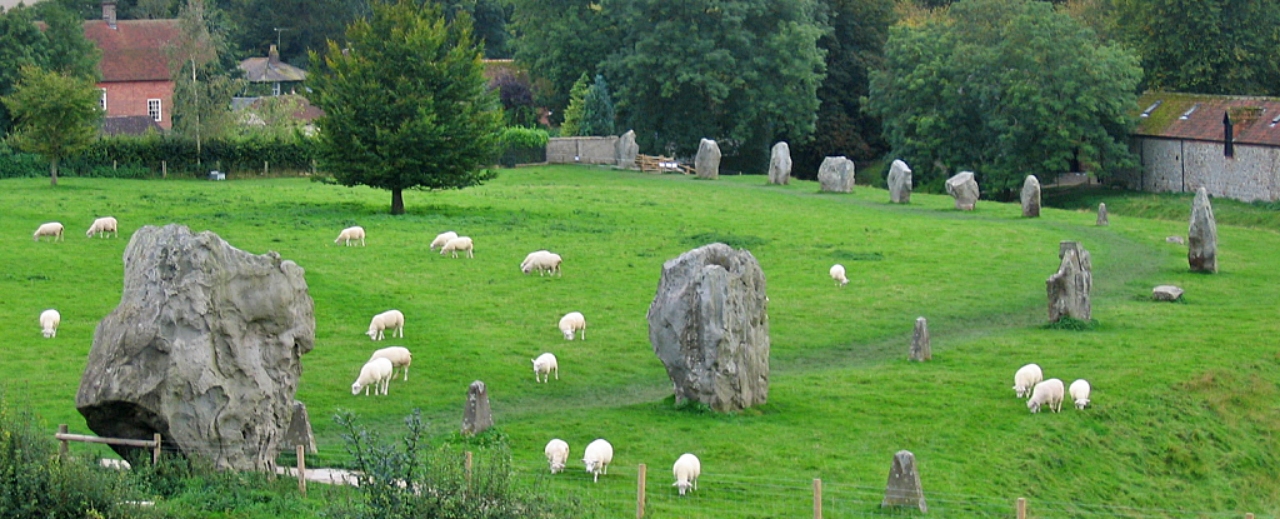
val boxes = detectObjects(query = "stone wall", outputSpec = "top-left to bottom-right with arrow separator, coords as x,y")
1116,138 -> 1280,202
547,136 -> 622,166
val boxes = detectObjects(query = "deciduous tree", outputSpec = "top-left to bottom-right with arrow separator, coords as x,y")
2,65 -> 103,185
509,0 -> 613,118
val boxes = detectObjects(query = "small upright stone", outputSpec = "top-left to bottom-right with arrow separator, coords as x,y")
616,130 -> 638,169
461,380 -> 493,436
695,138 -> 721,180
945,171 -> 979,210
282,401 -> 317,454
909,317 -> 930,362
1096,203 -> 1109,226
767,142 -> 791,185
818,156 -> 855,193
1152,285 -> 1184,301
1021,175 -> 1041,217
881,450 -> 927,513
887,160 -> 912,204
1188,187 -> 1218,273
1046,241 -> 1092,323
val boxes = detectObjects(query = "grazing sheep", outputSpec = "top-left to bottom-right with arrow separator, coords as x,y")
558,312 -> 586,341
85,217 -> 118,238
370,346 -> 412,381
582,438 -> 613,483
1027,378 -> 1065,414
672,453 -> 701,496
366,310 -> 405,341
1069,379 -> 1091,410
544,439 -> 569,474
532,352 -> 559,383
1012,363 -> 1043,399
829,264 -> 848,287
351,357 -> 394,396
334,226 -> 366,246
39,309 -> 60,338
430,231 -> 458,251
521,250 -> 563,276
440,236 -> 474,258
33,222 -> 64,242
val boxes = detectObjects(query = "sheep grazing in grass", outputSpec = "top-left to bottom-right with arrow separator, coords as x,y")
85,217 -> 118,238
1027,378 -> 1065,414
672,453 -> 701,496
558,312 -> 585,341
366,310 -> 405,341
370,346 -> 412,381
1012,363 -> 1043,399
1069,379 -> 1091,410
335,226 -> 366,246
39,309 -> 60,338
544,439 -> 569,474
429,231 -> 458,251
351,357 -> 394,396
829,264 -> 848,287
521,250 -> 562,276
582,438 -> 613,483
532,352 -> 558,383
440,236 -> 473,258
33,222 -> 64,242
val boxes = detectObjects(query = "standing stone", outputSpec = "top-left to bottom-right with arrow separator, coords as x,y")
1046,241 -> 1092,323
647,243 -> 770,412
881,450 -> 927,513
694,138 -> 721,180
1188,187 -> 1218,273
76,224 -> 315,471
767,142 -> 791,185
887,159 -> 912,203
945,171 -> 979,210
616,130 -> 639,169
909,317 -> 930,362
461,380 -> 493,436
818,156 -> 856,193
281,401 -> 317,454
1152,285 -> 1184,301
1021,175 -> 1041,217
1096,203 -> 1109,226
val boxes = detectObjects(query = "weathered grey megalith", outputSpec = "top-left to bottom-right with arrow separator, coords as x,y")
1021,175 -> 1041,217
647,243 -> 770,412
1189,187 -> 1217,273
945,171 -> 979,210
909,317 -> 930,362
1152,285 -> 1184,301
695,138 -> 721,180
887,159 -> 912,203
768,141 -> 791,185
1046,241 -> 1092,323
818,156 -> 855,193
76,224 -> 315,471
881,450 -> 927,513
616,130 -> 639,169
1096,203 -> 1109,226
461,380 -> 493,436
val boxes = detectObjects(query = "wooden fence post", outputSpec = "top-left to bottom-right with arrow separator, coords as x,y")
58,424 -> 68,458
161,160 -> 167,178
113,160 -> 117,171
1016,497 -> 1027,519
465,451 -> 473,492
813,478 -> 822,519
636,463 -> 646,519
296,445 -> 306,497
152,433 -> 162,465
264,161 -> 269,176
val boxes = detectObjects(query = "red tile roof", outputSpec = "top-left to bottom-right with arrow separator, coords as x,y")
1135,92 -> 1280,147
83,19 -> 181,82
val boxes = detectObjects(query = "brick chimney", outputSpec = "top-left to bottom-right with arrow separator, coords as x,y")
269,45 -> 280,65
102,0 -> 117,29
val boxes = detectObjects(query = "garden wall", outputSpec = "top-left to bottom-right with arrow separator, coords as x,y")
546,136 -> 621,166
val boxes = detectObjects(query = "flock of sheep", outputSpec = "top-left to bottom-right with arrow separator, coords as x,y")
1013,363 -> 1091,413
31,217 -> 119,339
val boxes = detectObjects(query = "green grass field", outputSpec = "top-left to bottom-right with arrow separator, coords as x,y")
2,166 -> 1278,518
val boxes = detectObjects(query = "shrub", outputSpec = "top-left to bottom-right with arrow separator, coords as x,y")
0,143 -> 45,179
498,127 -> 549,167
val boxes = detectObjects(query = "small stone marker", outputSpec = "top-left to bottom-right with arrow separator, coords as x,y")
1047,241 -> 1092,322
818,156 -> 855,193
695,138 -> 721,180
282,401 -> 317,454
1152,285 -> 1184,301
1096,203 -> 1109,226
616,130 -> 638,169
1166,236 -> 1185,245
945,171 -> 979,210
461,380 -> 493,436
909,317 -> 930,362
887,159 -> 912,204
1188,187 -> 1218,273
1021,175 -> 1041,217
767,141 -> 791,185
881,450 -> 927,513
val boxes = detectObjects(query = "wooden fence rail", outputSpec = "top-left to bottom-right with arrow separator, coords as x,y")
56,423 -> 162,465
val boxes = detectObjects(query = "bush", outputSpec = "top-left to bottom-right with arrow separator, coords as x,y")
498,127 -> 549,167
0,143 -> 46,179
63,134 -> 317,178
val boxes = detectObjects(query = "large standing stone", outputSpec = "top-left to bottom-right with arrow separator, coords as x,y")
1046,241 -> 1092,323
818,156 -> 855,193
887,159 -> 912,203
1021,175 -> 1041,217
694,138 -> 721,180
281,401 -> 317,454
881,450 -> 927,513
616,129 -> 638,169
76,224 -> 314,471
1188,187 -> 1218,273
461,380 -> 493,436
945,171 -> 979,210
647,243 -> 770,412
1096,203 -> 1109,226
909,317 -> 930,362
767,142 -> 791,185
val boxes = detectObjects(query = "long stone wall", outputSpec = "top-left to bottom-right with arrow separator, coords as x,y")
547,136 -> 621,166
1115,138 -> 1280,202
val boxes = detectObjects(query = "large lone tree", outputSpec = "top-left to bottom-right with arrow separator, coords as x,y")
308,0 -> 502,215
2,65 -> 102,186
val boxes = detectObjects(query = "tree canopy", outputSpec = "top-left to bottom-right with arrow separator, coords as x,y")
579,74 -> 615,137
308,0 -> 502,215
0,3 -> 100,136
509,0 -> 614,119
2,65 -> 103,185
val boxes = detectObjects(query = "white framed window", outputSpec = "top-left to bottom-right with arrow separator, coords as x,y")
272,82 -> 281,96
99,89 -> 107,111
147,99 -> 161,121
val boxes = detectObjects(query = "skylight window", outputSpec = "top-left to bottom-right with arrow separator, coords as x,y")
1179,104 -> 1200,120
1270,113 -> 1280,128
1140,100 -> 1162,118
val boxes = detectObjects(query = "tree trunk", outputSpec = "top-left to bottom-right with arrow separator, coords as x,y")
391,188 -> 404,215
49,157 -> 59,186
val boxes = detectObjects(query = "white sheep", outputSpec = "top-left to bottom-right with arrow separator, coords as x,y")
351,357 -> 394,396
558,312 -> 586,341
33,222 -> 64,242
1027,378 -> 1065,414
370,346 -> 412,381
521,250 -> 562,276
544,439 -> 569,474
429,231 -> 458,251
440,236 -> 473,258
85,216 -> 118,238
366,310 -> 405,341
672,453 -> 701,496
829,264 -> 848,287
1069,379 -> 1091,410
39,309 -> 60,338
334,226 -> 366,246
1012,363 -> 1043,399
532,352 -> 559,383
582,438 -> 613,483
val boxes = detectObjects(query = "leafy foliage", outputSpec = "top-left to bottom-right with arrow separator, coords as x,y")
509,0 -> 613,120
579,74 -> 615,137
488,68 -> 537,127
1,65 -> 102,185
228,0 -> 367,69
0,3 -> 99,136
169,0 -> 242,144
557,72 -> 589,137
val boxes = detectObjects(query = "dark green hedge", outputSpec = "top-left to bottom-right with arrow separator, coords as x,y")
60,134 -> 317,177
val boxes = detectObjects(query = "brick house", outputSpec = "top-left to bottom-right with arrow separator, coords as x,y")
82,0 -> 180,133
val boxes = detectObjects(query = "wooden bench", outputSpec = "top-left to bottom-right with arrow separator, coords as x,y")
637,154 -> 695,175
